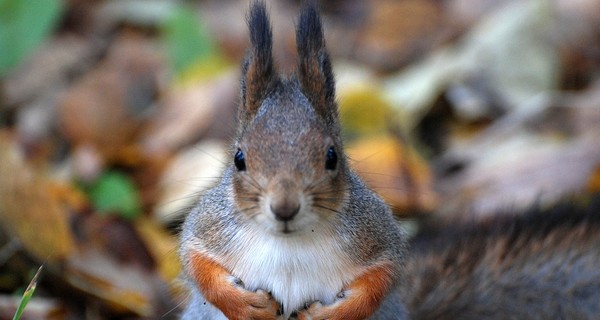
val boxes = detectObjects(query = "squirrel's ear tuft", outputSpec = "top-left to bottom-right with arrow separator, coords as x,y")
296,2 -> 336,125
240,1 -> 277,127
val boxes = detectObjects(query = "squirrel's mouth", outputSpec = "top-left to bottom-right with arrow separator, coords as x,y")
271,221 -> 305,236
272,221 -> 293,235
281,222 -> 293,234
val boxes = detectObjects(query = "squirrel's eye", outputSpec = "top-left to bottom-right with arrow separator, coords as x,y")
234,149 -> 246,171
325,146 -> 337,171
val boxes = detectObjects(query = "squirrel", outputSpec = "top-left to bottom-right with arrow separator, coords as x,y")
179,1 -> 600,319
179,1 -> 407,320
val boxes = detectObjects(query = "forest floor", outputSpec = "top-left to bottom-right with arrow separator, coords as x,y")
0,0 -> 599,318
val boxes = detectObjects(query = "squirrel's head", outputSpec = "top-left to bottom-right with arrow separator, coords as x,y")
231,1 -> 346,236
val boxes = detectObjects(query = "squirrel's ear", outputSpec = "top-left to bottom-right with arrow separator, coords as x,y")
296,3 -> 336,125
240,1 -> 277,127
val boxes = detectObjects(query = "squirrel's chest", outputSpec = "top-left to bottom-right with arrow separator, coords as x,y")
222,229 -> 359,316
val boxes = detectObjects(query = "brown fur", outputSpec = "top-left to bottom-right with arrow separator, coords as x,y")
403,201 -> 600,319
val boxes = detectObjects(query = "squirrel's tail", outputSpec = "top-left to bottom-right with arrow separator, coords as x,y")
403,197 -> 600,319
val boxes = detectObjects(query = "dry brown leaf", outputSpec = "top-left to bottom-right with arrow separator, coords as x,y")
152,140 -> 227,224
65,248 -> 165,317
140,71 -> 237,157
347,135 -> 438,215
586,165 -> 600,194
437,135 -> 600,221
3,35 -> 93,107
0,134 -> 74,262
135,218 -> 181,287
355,0 -> 448,70
434,81 -> 600,221
58,32 -> 164,164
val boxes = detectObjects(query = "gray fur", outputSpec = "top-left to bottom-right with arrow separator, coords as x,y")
401,204 -> 600,320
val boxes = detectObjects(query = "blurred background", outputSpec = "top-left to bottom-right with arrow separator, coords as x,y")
0,0 -> 599,318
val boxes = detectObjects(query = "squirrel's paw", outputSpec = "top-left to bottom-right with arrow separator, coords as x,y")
295,301 -> 336,320
227,277 -> 281,320
294,291 -> 349,320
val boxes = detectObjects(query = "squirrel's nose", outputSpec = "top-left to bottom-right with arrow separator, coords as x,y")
270,200 -> 300,222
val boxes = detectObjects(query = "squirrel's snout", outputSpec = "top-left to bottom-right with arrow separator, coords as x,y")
268,178 -> 301,222
270,199 -> 300,222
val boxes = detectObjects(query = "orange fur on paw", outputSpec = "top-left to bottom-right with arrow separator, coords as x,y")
189,251 -> 280,320
296,262 -> 395,320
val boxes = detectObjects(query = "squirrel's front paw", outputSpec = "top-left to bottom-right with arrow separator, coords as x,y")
241,288 -> 281,319
295,301 -> 332,320
225,277 -> 281,320
295,291 -> 352,320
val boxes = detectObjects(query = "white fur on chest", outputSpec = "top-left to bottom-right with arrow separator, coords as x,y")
221,225 -> 359,316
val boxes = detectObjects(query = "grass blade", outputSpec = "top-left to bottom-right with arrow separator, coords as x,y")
13,265 -> 43,320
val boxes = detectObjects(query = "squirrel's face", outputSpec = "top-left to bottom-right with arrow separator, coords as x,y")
232,87 -> 347,236
231,2 -> 344,235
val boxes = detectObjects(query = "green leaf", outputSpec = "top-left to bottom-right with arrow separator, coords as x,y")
161,5 -> 218,78
88,171 -> 142,220
0,0 -> 63,76
13,265 -> 43,320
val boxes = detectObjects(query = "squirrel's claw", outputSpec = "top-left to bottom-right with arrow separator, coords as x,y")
237,288 -> 281,320
219,275 -> 280,320
296,301 -> 331,320
296,290 -> 353,320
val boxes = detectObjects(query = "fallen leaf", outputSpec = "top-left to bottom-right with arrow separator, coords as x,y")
338,83 -> 395,141
0,0 -> 64,76
3,35 -> 92,107
140,71 -> 237,157
347,135 -> 437,215
434,81 -> 600,221
0,133 -> 74,262
383,0 -> 562,131
58,32 -> 164,163
436,134 -> 600,221
134,218 -> 181,286
354,0 -> 448,70
161,4 -> 222,79
64,249 -> 165,317
458,0 -> 560,110
62,213 -> 174,317
152,139 -> 227,223
86,170 -> 142,220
